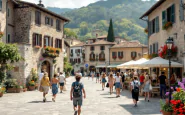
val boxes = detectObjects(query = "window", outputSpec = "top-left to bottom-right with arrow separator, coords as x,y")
51,18 -> 53,26
35,11 -> 41,25
45,17 -> 50,25
56,19 -> 61,31
44,36 -> 51,47
131,52 -> 137,59
153,44 -> 155,54
55,39 -> 62,48
149,16 -> 159,36
78,58 -> 81,63
0,0 -> 2,11
162,4 -> 175,26
71,49 -> 73,53
90,52 -> 95,59
99,52 -> 105,60
70,59 -> 73,63
90,46 -> 94,51
6,34 -> 10,43
112,52 -> 117,58
118,51 -> 123,58
100,46 -> 105,50
33,33 -> 42,46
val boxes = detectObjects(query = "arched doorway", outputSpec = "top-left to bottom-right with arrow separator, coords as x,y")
41,61 -> 51,80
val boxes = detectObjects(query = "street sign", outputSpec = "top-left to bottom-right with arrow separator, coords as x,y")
85,64 -> 88,68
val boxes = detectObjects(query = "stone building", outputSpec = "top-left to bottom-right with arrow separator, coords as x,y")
0,0 -> 70,81
140,0 -> 185,71
70,43 -> 85,75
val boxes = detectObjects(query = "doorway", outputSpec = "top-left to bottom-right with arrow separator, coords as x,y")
41,61 -> 51,80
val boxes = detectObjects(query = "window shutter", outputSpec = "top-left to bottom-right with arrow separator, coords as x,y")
155,16 -> 159,32
35,11 -> 37,24
156,42 -> 159,53
55,39 -> 57,48
171,4 -> 175,23
39,34 -> 42,47
122,52 -> 124,57
51,19 -> 53,26
45,17 -> 47,24
148,21 -> 151,36
44,36 -> 46,47
150,45 -> 152,54
51,37 -> 53,47
32,33 -> 36,46
162,10 -> 167,26
39,12 -> 41,25
180,0 -> 184,21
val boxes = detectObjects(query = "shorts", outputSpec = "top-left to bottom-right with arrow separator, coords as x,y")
96,76 -> 99,79
60,82 -> 64,86
73,97 -> 83,106
115,82 -> 121,88
42,86 -> 49,93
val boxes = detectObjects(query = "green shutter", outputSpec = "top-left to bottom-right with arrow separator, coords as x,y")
180,0 -> 184,21
171,4 -> 175,23
148,21 -> 151,36
155,16 -> 159,33
162,10 -> 166,26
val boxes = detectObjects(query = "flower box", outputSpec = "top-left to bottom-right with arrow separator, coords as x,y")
28,86 -> 35,91
118,56 -> 123,59
163,22 -> 172,30
43,47 -> 60,58
7,88 -> 16,93
159,45 -> 177,59
16,88 -> 23,93
99,58 -> 105,61
89,58 -> 95,61
34,46 -> 41,49
161,110 -> 172,115
112,56 -> 117,59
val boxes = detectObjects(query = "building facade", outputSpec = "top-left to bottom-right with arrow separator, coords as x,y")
0,0 -> 69,81
140,0 -> 185,70
70,43 -> 85,74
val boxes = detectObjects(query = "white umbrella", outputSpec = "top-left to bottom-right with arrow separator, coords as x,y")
117,60 -> 136,68
127,58 -> 149,69
138,57 -> 183,68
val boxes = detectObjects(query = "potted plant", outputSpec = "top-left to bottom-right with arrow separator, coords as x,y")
160,100 -> 173,115
28,80 -> 35,91
15,84 -> 23,93
0,86 -> 5,97
113,56 -> 117,60
163,22 -> 172,30
5,79 -> 18,93
56,49 -> 60,54
22,84 -> 27,92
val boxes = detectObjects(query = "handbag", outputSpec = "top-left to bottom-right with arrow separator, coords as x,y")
106,83 -> 109,88
39,86 -> 43,92
149,84 -> 153,91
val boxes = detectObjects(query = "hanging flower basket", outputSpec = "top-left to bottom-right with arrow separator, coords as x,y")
158,44 -> 177,59
163,22 -> 172,30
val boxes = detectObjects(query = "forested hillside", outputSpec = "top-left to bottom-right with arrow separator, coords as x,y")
48,0 -> 157,44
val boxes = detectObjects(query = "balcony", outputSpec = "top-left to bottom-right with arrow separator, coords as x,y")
42,47 -> 60,58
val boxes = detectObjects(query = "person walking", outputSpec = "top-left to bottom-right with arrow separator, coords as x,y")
38,70 -> 44,90
101,73 -> 107,90
115,72 -> 122,97
151,72 -> 157,84
108,74 -> 114,95
51,74 -> 59,102
96,72 -> 100,83
40,72 -> 50,102
131,77 -> 140,107
88,71 -> 91,80
121,72 -> 125,91
70,74 -> 86,115
92,71 -> 95,81
143,76 -> 151,102
159,72 -> 167,99
59,72 -> 66,93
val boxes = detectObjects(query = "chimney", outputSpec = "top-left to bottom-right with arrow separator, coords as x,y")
38,0 -> 44,7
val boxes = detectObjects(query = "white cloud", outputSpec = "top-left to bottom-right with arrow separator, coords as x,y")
22,0 -> 100,8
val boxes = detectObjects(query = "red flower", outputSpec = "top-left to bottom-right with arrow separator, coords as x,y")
176,88 -> 181,92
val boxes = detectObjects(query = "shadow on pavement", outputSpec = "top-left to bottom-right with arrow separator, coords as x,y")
28,101 -> 52,103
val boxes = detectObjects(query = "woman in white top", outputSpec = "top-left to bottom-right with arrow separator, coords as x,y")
143,76 -> 151,102
115,72 -> 122,98
131,77 -> 140,107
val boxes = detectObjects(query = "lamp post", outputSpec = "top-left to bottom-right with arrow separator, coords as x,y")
165,37 -> 174,104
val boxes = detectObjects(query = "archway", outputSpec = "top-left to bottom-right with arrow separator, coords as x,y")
41,61 -> 51,80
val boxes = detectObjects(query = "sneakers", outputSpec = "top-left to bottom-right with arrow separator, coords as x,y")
43,97 -> 46,102
60,91 -> 63,93
52,98 -> 55,102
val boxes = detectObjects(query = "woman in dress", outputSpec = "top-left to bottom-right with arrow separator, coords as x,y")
143,76 -> 151,102
108,74 -> 114,95
115,72 -> 122,97
51,74 -> 59,102
40,72 -> 50,102
101,73 -> 107,90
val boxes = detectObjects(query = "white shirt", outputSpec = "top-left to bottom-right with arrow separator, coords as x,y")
131,80 -> 140,89
115,76 -> 121,83
59,74 -> 65,83
151,73 -> 157,80
39,73 -> 44,81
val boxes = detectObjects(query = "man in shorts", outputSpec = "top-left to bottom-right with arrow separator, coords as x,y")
70,74 -> 86,115
59,72 -> 65,93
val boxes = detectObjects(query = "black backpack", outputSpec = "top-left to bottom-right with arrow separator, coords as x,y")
133,81 -> 139,93
73,82 -> 82,98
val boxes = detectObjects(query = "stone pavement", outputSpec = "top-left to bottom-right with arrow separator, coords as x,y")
0,77 -> 162,115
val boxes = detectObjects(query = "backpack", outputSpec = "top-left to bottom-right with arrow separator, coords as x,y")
133,81 -> 139,93
73,82 -> 82,98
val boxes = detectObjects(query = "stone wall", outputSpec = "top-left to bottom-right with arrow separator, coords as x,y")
14,7 -> 31,43
0,0 -> 7,43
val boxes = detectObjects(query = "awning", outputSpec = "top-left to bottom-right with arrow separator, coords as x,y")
96,65 -> 106,68
117,60 -> 136,68
107,64 -> 121,68
127,58 -> 149,68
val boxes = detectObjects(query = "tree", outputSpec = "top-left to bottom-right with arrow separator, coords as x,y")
64,28 -> 78,38
0,33 -> 23,83
63,57 -> 73,77
107,19 -> 115,42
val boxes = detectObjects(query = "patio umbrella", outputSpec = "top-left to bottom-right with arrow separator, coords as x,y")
138,57 -> 183,68
117,60 -> 136,68
126,58 -> 149,69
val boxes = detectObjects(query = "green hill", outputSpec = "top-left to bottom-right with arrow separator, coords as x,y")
59,0 -> 157,44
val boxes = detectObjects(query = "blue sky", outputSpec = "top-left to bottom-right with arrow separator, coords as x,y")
23,0 -> 100,8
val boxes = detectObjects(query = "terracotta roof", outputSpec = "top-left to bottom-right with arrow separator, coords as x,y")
140,0 -> 165,19
17,1 -> 70,22
71,43 -> 84,47
111,41 -> 147,48
84,40 -> 115,46
97,35 -> 107,39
